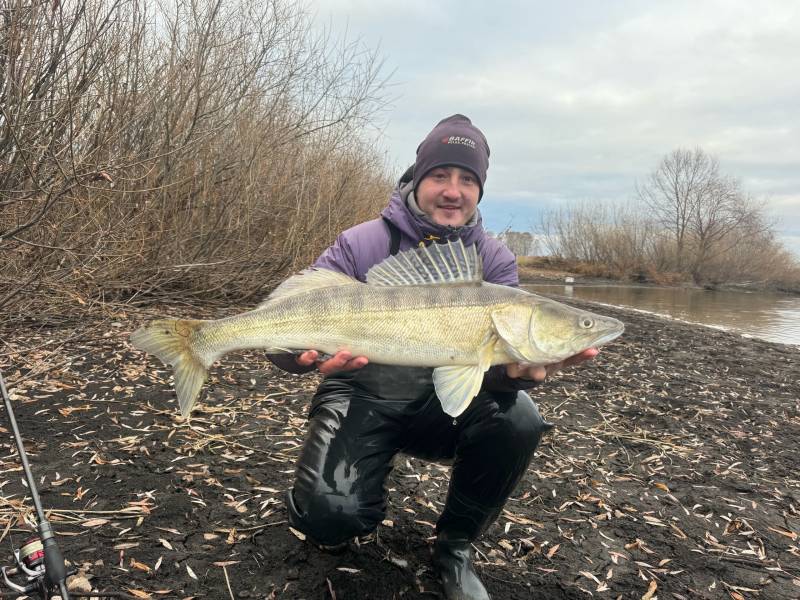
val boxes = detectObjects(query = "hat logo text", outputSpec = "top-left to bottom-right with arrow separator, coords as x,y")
440,136 -> 476,149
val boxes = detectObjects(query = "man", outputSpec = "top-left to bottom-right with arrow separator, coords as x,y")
271,115 -> 596,600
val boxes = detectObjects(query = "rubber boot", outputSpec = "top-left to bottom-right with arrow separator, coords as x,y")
432,531 -> 490,600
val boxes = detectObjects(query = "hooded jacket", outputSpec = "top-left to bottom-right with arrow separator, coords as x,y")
269,169 -> 536,394
315,170 -> 517,285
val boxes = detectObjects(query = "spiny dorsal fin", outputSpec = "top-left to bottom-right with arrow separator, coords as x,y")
259,268 -> 360,307
366,239 -> 483,286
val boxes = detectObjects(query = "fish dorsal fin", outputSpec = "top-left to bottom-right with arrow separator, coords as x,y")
258,268 -> 359,307
366,239 -> 483,286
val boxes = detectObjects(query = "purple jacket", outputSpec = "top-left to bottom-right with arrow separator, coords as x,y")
270,174 -> 536,393
314,182 -> 519,286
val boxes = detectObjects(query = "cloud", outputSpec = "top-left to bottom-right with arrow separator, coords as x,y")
310,0 -> 800,226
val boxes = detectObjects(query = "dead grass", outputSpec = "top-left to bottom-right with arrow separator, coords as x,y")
0,0 -> 392,319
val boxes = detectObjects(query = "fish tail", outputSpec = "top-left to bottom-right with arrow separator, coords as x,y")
130,319 -> 209,417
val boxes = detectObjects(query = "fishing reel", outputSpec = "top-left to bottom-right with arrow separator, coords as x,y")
0,371 -> 142,600
1,533 -> 56,596
2,532 -> 79,598
0,370 -> 72,600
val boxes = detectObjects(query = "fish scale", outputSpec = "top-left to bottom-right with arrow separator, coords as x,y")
197,285 -> 510,365
131,240 -> 624,417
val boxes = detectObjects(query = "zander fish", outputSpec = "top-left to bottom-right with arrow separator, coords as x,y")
130,240 -> 624,417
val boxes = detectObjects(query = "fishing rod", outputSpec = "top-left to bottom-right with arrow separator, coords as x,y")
0,369 -> 70,599
0,370 -> 160,600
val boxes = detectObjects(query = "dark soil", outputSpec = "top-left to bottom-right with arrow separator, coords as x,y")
0,299 -> 798,600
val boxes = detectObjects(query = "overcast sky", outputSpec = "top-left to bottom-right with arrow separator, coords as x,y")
311,0 -> 800,255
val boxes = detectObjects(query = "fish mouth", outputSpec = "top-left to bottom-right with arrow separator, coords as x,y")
594,327 -> 624,347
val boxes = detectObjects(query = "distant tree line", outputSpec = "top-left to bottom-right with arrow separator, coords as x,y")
0,0 -> 391,316
494,230 -> 537,257
540,148 -> 799,289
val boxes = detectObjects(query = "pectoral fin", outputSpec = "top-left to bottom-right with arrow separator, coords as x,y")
491,305 -> 534,362
433,365 -> 486,417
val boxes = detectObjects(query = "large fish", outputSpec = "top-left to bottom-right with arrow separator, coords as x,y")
131,240 -> 624,417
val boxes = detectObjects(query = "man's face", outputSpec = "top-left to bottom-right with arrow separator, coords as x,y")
415,166 -> 480,227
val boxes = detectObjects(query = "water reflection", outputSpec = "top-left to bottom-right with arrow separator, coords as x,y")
525,284 -> 800,346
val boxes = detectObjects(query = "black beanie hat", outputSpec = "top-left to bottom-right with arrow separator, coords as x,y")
413,114 -> 490,199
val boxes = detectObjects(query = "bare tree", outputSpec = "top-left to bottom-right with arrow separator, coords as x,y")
534,148 -> 797,286
636,148 -> 719,270
636,148 -> 770,281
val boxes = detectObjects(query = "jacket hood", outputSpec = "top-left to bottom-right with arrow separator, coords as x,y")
380,166 -> 486,246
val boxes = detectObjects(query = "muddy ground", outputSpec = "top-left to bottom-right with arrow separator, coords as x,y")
0,298 -> 798,600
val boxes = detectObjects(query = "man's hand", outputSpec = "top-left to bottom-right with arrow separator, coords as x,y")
505,348 -> 599,383
296,350 -> 369,375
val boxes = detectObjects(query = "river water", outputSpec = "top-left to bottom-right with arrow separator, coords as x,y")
524,284 -> 800,346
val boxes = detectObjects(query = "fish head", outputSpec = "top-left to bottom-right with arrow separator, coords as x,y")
529,300 -> 625,361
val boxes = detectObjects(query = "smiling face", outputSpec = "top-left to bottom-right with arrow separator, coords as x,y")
415,166 -> 480,227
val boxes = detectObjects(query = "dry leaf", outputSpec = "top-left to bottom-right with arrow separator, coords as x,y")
670,523 -> 688,539
155,527 -> 181,535
82,519 -> 108,528
126,589 -> 152,599
768,526 -> 798,541
641,579 -> 657,600
389,556 -> 408,569
67,575 -> 92,592
130,558 -> 151,573
413,520 -> 436,529
186,565 -> 197,580
547,544 -> 560,558
580,571 -> 601,585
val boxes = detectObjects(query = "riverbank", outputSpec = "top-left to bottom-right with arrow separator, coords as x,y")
517,256 -> 800,294
0,302 -> 798,599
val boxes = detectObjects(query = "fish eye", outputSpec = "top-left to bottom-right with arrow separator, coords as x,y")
579,317 -> 594,329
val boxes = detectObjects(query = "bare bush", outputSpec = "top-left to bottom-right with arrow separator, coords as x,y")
540,202 -> 668,280
497,230 -> 537,256
539,148 -> 799,289
1,0 -> 391,316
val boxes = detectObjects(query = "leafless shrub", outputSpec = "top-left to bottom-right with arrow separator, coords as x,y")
540,202 -> 669,280
540,149 -> 799,288
497,230 -> 537,256
1,0 -> 391,316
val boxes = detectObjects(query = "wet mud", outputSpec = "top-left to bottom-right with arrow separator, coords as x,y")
0,299 -> 798,599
